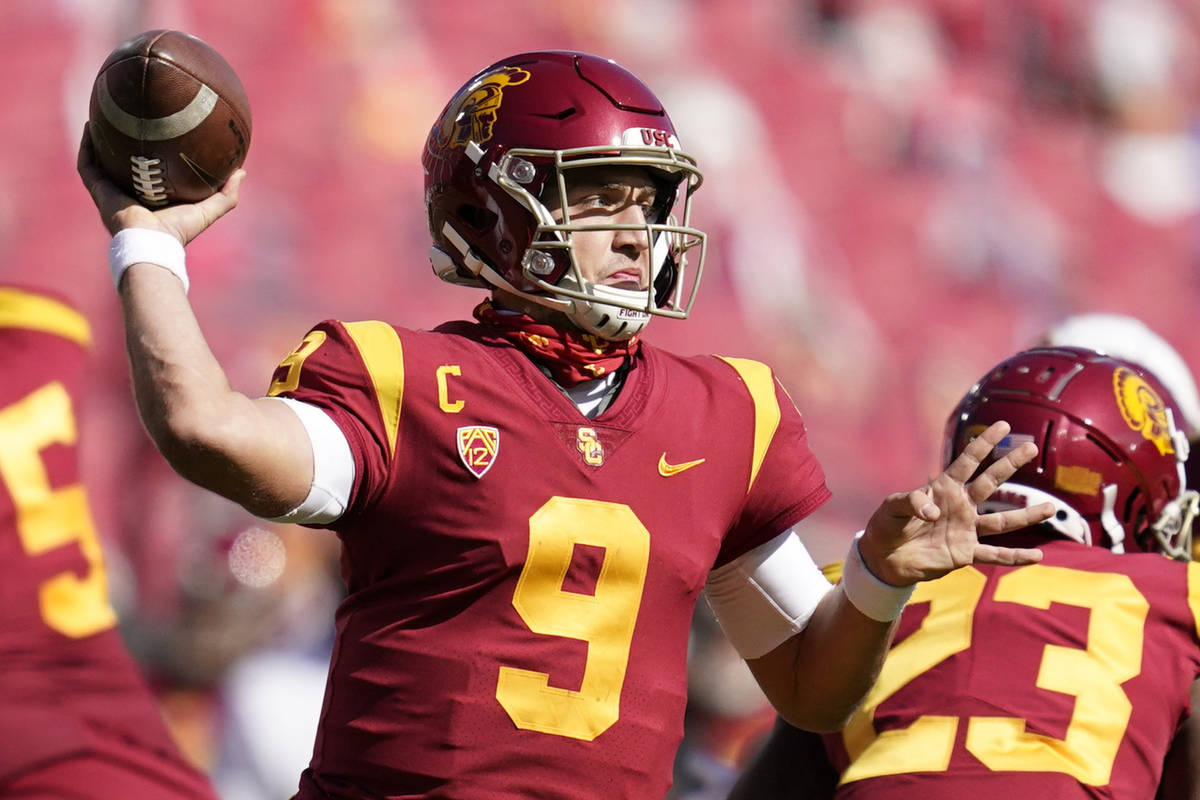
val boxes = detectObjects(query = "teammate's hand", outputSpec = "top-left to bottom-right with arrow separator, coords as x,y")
859,420 -> 1052,586
76,123 -> 243,245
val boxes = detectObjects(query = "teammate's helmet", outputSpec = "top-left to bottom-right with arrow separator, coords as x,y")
422,51 -> 706,341
944,347 -> 1199,559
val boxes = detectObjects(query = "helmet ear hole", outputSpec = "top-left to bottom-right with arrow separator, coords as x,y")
457,204 -> 498,234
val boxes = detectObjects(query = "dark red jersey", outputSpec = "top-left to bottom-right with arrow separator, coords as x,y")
0,286 -> 216,799
268,319 -> 831,799
823,534 -> 1200,800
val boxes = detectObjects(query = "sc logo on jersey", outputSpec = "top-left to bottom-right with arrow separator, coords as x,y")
577,427 -> 604,467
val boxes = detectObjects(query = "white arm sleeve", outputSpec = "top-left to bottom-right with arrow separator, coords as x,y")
263,397 -> 355,525
702,528 -> 834,659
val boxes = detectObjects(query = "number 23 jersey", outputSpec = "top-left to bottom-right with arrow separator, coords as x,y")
824,536 -> 1200,799
269,319 -> 831,799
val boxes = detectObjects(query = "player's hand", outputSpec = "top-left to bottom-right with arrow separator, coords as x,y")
858,420 -> 1052,586
76,123 -> 243,245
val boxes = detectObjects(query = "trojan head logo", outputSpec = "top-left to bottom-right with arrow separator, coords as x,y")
1113,366 -> 1175,456
436,66 -> 530,150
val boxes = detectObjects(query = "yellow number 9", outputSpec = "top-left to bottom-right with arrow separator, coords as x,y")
496,496 -> 650,741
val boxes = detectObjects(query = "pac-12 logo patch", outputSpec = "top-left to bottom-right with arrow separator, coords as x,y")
457,425 -> 500,478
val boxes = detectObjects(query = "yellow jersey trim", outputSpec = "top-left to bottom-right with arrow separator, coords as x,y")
344,321 -> 404,460
718,357 -> 780,492
0,288 -> 91,347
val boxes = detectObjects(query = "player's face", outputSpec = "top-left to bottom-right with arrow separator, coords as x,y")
546,165 -> 657,290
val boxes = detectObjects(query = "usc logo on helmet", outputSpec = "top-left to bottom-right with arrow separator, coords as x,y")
1113,366 -> 1175,456
435,66 -> 530,150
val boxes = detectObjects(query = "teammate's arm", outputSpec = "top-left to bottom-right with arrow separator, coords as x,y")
726,717 -> 836,800
77,127 -> 312,517
1156,678 -> 1200,800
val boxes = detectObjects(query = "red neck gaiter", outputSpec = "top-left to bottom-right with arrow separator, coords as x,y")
473,300 -> 639,387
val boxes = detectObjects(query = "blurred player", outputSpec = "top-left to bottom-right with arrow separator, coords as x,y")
77,51 -> 1053,798
728,346 -> 1200,799
0,285 -> 217,799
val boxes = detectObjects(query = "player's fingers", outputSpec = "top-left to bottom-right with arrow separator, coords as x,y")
878,489 -> 940,522
943,420 -> 1010,484
76,125 -> 108,200
197,169 -> 244,223
76,124 -> 94,174
975,501 -> 1055,535
966,441 -> 1038,504
971,542 -> 1043,566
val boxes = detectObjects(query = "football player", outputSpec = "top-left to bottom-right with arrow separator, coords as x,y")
728,346 -> 1200,799
0,285 -> 217,799
77,51 -> 1052,798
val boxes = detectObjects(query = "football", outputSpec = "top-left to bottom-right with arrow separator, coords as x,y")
88,29 -> 251,207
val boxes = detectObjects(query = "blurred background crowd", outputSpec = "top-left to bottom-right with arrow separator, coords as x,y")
4,0 -> 1200,797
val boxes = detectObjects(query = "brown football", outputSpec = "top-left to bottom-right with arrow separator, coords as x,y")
88,29 -> 251,207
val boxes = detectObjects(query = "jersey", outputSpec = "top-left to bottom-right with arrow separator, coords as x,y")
822,533 -> 1200,799
267,318 -> 831,799
0,286 -> 216,799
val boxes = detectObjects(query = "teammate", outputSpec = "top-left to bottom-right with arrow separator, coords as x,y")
728,346 -> 1200,799
77,51 -> 1053,798
0,285 -> 217,799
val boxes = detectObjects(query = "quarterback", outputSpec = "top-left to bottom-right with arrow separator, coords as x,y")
78,51 -> 1052,798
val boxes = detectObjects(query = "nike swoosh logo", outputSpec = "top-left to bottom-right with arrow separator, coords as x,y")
658,453 -> 706,477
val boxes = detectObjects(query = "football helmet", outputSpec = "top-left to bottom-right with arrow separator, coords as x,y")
422,51 -> 706,341
1041,312 -> 1200,436
944,347 -> 1198,559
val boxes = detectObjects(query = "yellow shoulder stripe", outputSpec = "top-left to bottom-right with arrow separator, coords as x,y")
718,357 -> 780,492
1188,562 -> 1200,640
0,288 -> 91,347
344,321 -> 404,460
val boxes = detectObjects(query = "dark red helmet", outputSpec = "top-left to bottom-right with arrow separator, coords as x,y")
422,51 -> 706,341
945,347 -> 1198,558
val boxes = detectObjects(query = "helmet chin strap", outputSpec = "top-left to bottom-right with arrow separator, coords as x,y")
558,277 -> 651,341
1098,484 -> 1125,554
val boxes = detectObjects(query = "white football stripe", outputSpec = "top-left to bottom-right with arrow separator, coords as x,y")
96,73 -> 218,141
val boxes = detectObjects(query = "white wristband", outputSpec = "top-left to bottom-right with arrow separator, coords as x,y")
109,228 -> 188,293
839,532 -> 914,622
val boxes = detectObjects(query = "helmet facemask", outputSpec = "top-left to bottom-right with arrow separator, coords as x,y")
1143,414 -> 1199,559
495,144 -> 705,341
